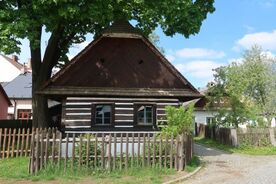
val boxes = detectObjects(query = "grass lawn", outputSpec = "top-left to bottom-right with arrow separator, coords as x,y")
0,156 -> 201,184
0,157 -> 182,184
194,137 -> 276,155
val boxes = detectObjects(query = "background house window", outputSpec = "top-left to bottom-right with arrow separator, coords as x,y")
137,105 -> 154,125
17,109 -> 32,120
95,105 -> 112,125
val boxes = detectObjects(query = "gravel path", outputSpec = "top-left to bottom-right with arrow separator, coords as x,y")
182,144 -> 276,184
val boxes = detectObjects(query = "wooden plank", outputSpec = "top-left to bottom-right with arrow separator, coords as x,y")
137,133 -> 140,166
142,133 -> 146,167
11,129 -> 16,157
179,134 -> 185,171
71,133 -> 76,171
16,128 -> 21,158
0,129 -> 2,157
45,129 -> 49,166
20,128 -> 25,157
35,128 -> 39,174
101,134 -> 105,169
78,134 -> 83,170
147,133 -> 150,166
40,130 -> 44,169
25,128 -> 30,157
64,133 -> 69,172
125,133 -> 129,169
131,133 -> 134,167
108,133 -> 111,171
159,134 -> 162,168
153,134 -> 156,166
86,134 -> 90,167
58,133 -> 62,168
7,128 -> 11,158
164,135 -> 168,169
113,133 -> 117,170
29,129 -> 35,174
120,133 -> 123,170
94,133 -> 98,168
2,128 -> 7,159
52,129 -> 56,162
170,135 -> 173,169
175,135 -> 179,170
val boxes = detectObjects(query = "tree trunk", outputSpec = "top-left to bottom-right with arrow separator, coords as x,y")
32,76 -> 50,128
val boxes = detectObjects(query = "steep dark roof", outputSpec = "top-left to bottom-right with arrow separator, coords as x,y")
40,21 -> 201,99
3,72 -> 32,99
0,84 -> 12,106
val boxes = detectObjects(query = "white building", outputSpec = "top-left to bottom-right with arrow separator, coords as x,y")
0,54 -> 23,83
3,72 -> 32,119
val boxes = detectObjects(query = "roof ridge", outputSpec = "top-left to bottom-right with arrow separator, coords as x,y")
0,54 -> 23,70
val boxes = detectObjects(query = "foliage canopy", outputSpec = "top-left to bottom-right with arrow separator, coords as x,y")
207,46 -> 276,128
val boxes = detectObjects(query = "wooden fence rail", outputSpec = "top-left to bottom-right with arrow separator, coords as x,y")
0,128 -> 33,159
29,129 -> 192,174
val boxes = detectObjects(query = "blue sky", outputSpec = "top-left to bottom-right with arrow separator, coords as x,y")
16,0 -> 276,88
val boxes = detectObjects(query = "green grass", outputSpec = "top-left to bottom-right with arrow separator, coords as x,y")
185,156 -> 201,172
0,157 -> 176,184
194,137 -> 276,155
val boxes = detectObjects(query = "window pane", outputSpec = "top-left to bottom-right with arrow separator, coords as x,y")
137,105 -> 153,124
95,105 -> 112,124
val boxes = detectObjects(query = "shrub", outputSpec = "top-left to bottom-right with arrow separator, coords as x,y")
160,104 -> 194,136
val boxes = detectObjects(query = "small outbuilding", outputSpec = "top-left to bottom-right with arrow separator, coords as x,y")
0,84 -> 12,119
39,21 -> 202,132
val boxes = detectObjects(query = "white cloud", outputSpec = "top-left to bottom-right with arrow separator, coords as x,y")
175,60 -> 222,80
175,48 -> 225,59
235,30 -> 276,51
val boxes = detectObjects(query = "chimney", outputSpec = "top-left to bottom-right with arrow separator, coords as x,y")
27,58 -> 32,69
12,55 -> 18,62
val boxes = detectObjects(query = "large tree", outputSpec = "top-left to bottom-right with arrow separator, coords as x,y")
0,0 -> 215,128
208,46 -> 276,127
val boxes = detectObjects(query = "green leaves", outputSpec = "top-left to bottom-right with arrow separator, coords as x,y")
161,104 -> 194,136
208,46 -> 276,128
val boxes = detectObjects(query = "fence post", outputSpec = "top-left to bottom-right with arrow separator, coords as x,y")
29,128 -> 35,174
178,133 -> 185,171
230,128 -> 238,146
269,128 -> 276,146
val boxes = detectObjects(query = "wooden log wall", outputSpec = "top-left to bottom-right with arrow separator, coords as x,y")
29,129 -> 192,175
63,97 -> 181,129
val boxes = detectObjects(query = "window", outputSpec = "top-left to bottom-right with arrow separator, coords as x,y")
17,109 -> 32,120
93,104 -> 113,125
206,117 -> 214,125
135,104 -> 156,125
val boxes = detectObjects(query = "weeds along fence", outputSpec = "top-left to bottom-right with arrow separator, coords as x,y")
29,129 -> 193,174
0,128 -> 32,159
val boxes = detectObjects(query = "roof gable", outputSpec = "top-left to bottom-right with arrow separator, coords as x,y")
43,22 -> 200,97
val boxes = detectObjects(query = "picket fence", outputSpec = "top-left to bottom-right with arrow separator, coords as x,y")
0,128 -> 32,158
29,128 -> 192,174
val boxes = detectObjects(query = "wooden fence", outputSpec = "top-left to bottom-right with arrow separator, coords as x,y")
196,124 -> 276,147
29,129 -> 192,174
0,128 -> 32,159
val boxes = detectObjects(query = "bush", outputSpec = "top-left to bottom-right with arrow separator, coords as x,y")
160,104 -> 194,136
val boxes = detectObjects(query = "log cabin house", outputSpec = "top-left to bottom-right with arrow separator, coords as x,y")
39,21 -> 202,133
